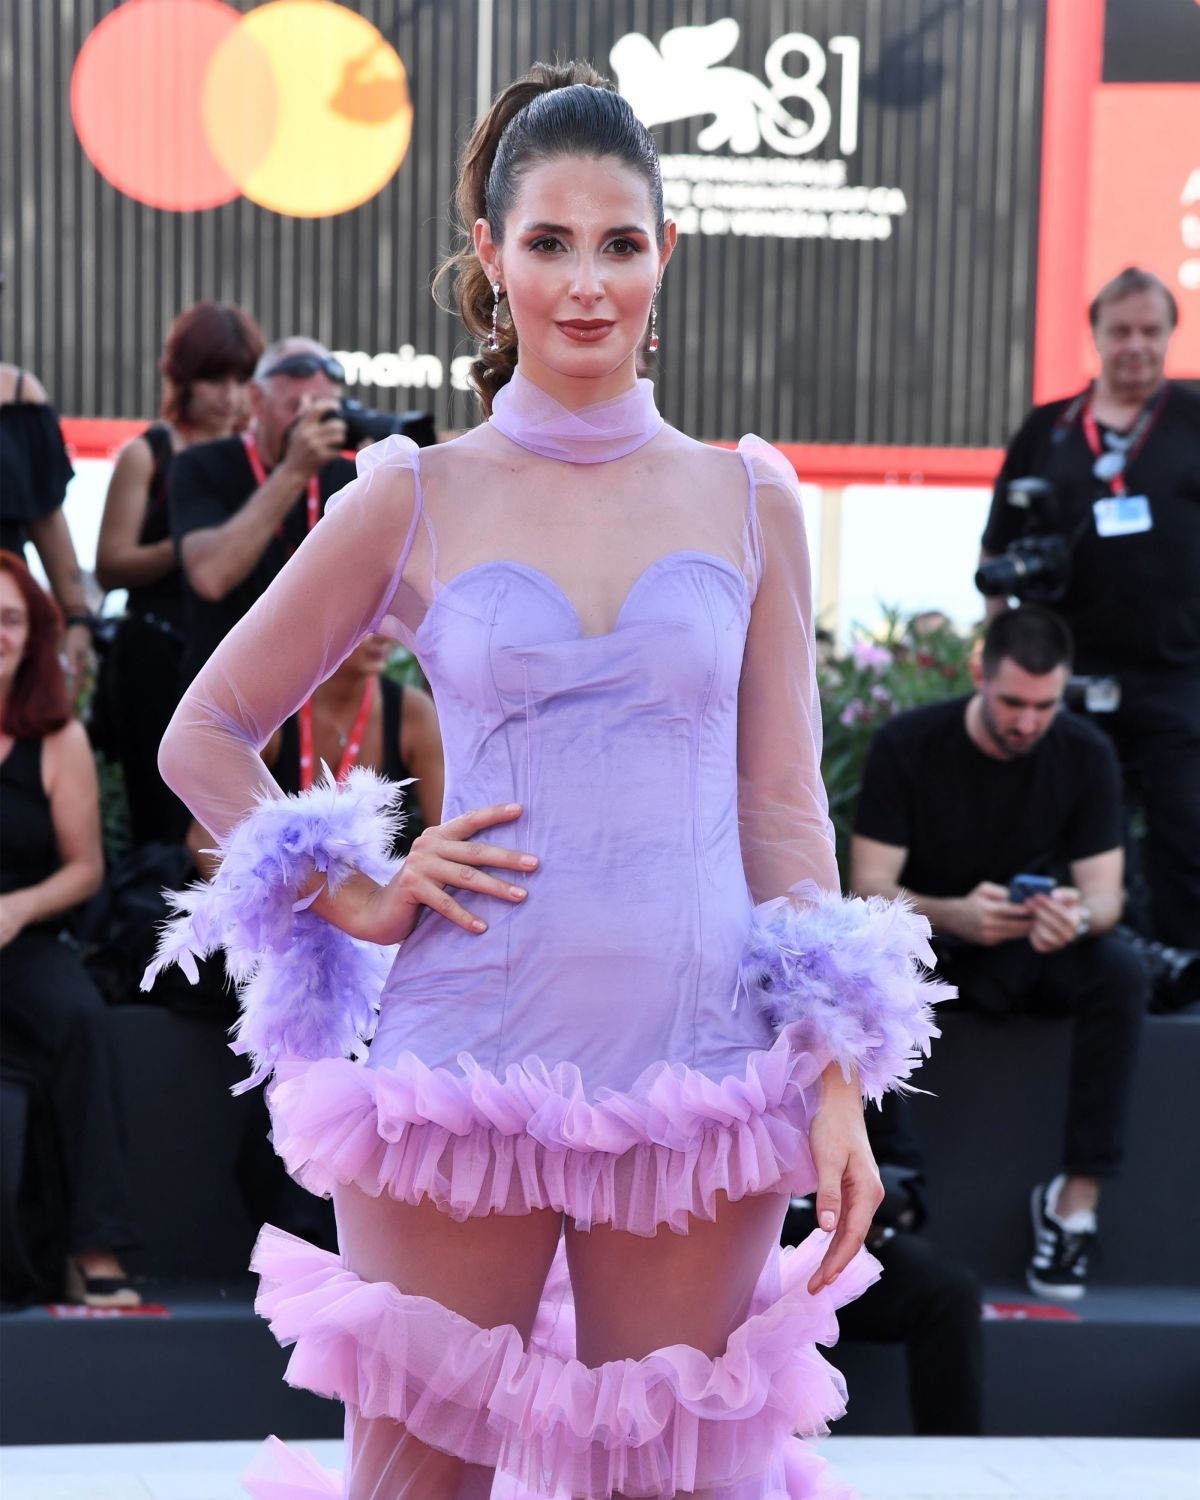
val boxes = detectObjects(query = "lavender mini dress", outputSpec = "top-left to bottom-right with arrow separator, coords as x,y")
159,372 -> 911,1499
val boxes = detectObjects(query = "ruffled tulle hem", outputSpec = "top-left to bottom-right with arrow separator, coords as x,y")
242,1433 -> 859,1498
251,1223 -> 878,1498
267,1031 -> 825,1236
243,1436 -> 341,1497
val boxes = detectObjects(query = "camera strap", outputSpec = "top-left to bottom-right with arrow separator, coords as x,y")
1079,384 -> 1168,496
298,676 -> 376,792
241,430 -> 320,548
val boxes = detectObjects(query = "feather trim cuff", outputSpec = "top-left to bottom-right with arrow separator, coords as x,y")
738,885 -> 952,1104
141,765 -> 406,1091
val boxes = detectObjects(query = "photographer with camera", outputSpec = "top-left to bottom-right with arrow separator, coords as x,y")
979,267 -> 1200,950
850,606 -> 1150,1299
169,337 -> 358,686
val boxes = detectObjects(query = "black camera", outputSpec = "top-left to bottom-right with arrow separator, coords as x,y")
974,478 -> 1072,603
322,401 -> 437,449
1117,927 -> 1200,1015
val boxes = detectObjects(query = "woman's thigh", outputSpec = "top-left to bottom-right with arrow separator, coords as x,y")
565,1189 -> 789,1365
333,1189 -> 564,1500
334,1184 -> 563,1339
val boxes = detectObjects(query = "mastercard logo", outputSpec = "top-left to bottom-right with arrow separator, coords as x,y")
71,0 -> 413,217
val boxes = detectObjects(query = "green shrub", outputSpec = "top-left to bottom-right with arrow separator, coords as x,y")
819,609 -> 977,879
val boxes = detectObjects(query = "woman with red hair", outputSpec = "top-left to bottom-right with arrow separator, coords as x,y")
0,550 -> 140,1306
96,302 -> 263,847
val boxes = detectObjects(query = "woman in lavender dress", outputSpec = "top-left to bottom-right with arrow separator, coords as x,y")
150,62 -> 943,1500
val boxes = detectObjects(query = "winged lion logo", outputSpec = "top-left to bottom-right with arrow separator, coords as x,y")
611,19 -> 816,155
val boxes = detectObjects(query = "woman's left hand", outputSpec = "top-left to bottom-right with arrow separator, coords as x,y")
806,1063 -> 884,1295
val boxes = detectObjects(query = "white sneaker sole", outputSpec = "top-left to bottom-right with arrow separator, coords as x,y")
1025,1268 -> 1085,1300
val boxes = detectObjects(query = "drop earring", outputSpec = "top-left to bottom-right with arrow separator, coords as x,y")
648,281 -> 662,353
487,281 -> 502,352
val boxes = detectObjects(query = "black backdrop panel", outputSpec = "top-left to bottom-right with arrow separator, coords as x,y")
1102,0 -> 1200,83
2,0 -> 1047,445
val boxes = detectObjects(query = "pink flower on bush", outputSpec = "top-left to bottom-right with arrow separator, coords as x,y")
852,640 -> 894,673
839,698 -> 866,727
870,683 -> 893,704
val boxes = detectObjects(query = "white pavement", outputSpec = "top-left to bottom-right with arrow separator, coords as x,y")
1,1438 -> 1198,1500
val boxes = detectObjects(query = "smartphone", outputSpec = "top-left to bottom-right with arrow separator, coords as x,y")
1009,873 -> 1057,904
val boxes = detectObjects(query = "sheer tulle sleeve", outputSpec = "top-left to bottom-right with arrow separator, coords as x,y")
734,439 -> 947,1100
736,437 -> 839,904
158,435 -> 422,840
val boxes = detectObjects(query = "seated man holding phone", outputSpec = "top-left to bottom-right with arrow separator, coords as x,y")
850,605 -> 1150,1298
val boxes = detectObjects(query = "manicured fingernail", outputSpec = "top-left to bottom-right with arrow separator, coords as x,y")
473,919 -> 487,932
820,1212 -> 836,1232
509,886 -> 526,899
520,855 -> 538,869
506,803 -> 521,813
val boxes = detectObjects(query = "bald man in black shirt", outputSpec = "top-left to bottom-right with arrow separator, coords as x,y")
851,607 -> 1150,1301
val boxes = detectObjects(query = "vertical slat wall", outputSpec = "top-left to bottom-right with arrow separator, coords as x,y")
2,0 -> 1046,445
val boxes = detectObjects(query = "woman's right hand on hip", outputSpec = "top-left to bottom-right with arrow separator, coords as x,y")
354,802 -> 538,944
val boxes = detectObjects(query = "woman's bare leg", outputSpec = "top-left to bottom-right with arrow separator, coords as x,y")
565,1190 -> 790,1498
334,1186 -> 563,1500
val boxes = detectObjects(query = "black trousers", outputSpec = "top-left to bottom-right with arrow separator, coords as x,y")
934,932 -> 1150,1178
837,1231 -> 984,1436
0,928 -> 139,1253
1091,668 -> 1200,948
108,613 -> 190,849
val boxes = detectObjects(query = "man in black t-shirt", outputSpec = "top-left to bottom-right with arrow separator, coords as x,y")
980,267 -> 1200,947
169,337 -> 356,685
851,607 -> 1150,1300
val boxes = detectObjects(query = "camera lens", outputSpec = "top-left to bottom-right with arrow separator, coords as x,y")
975,555 -> 1027,597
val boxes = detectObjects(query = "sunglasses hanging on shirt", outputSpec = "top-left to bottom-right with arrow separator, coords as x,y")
1092,435 -> 1130,486
1081,384 -> 1167,497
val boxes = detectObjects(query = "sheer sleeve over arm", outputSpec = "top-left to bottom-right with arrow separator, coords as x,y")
146,437 -> 423,1085
159,435 -> 422,841
736,436 -> 839,905
733,438 -> 947,1103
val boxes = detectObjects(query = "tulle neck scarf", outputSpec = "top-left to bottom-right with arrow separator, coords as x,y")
489,367 -> 663,464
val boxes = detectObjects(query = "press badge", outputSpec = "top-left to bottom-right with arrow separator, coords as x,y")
1093,495 -> 1152,537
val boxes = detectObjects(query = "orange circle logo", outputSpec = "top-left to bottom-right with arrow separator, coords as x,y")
71,0 -> 413,217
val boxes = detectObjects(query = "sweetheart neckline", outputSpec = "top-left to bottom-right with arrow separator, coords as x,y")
416,551 -> 749,644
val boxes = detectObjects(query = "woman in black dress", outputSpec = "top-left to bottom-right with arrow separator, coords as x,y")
95,302 -> 263,847
0,550 -> 140,1305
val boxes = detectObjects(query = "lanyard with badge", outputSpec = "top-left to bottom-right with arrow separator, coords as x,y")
1078,385 -> 1165,539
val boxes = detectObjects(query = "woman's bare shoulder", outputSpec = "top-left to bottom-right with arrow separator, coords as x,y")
41,718 -> 95,793
409,424 -> 508,488
649,426 -> 752,496
0,364 -> 48,405
109,433 -> 156,482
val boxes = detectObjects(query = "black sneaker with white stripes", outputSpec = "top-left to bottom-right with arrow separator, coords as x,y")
1027,1179 -> 1096,1300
